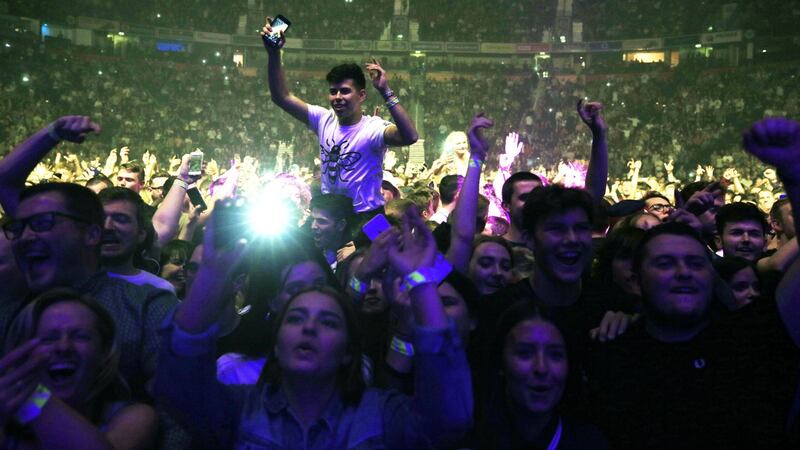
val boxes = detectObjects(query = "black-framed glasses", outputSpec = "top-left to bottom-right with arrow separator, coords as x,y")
647,204 -> 674,212
2,211 -> 89,240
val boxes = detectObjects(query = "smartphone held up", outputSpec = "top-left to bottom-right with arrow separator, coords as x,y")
263,15 -> 291,48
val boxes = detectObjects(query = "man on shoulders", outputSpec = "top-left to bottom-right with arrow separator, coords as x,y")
262,18 -> 418,215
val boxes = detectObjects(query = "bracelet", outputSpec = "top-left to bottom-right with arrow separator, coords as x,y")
380,89 -> 395,101
46,124 -> 62,142
15,384 -> 52,424
399,266 -> 438,293
385,96 -> 400,109
172,179 -> 188,190
469,157 -> 484,169
390,336 -> 415,356
348,275 -> 369,296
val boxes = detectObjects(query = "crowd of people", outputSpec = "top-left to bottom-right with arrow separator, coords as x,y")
8,0 -> 797,43
1,6 -> 800,450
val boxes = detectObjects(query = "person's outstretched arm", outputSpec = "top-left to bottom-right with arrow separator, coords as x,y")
261,17 -> 309,125
366,58 -> 419,147
151,155 -> 194,247
448,113 -> 494,273
0,116 -> 100,215
579,100 -> 608,206
743,117 -> 800,347
384,209 -> 472,449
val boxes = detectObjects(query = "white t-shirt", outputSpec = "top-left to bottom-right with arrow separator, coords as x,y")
308,105 -> 391,213
107,270 -> 176,294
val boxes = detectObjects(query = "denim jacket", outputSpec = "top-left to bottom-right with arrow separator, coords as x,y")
154,313 -> 473,449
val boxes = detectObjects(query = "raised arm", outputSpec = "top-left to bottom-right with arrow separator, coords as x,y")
0,116 -> 100,215
366,58 -> 419,147
154,203 -> 247,446
743,117 -> 800,347
384,209 -> 472,448
261,17 -> 309,125
448,113 -> 494,273
151,155 -> 193,247
578,100 -> 608,206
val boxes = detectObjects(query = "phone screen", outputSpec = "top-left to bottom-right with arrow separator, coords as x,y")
266,15 -> 290,46
186,186 -> 207,212
188,154 -> 203,175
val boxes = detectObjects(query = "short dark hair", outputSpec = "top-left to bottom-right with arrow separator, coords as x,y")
119,162 -> 145,184
501,172 -> 542,205
713,256 -> 756,284
19,182 -> 104,227
521,184 -> 594,234
326,63 -> 366,91
642,191 -> 671,204
594,226 -> 645,281
261,286 -> 365,404
439,175 -> 463,205
632,222 -> 710,274
310,194 -> 355,228
472,235 -> 514,266
86,175 -> 113,191
715,202 -> 768,237
97,187 -> 148,229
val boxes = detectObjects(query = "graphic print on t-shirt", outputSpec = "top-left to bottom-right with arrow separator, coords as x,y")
320,137 -> 362,185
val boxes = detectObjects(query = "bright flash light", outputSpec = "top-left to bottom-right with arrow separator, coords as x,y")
247,188 -> 293,237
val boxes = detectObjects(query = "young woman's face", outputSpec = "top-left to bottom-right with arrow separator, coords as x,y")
468,242 -> 512,295
503,318 -> 568,415
274,291 -> 350,379
728,266 -> 761,309
35,301 -> 105,407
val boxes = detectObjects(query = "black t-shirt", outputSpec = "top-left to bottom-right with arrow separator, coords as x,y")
587,298 -> 800,450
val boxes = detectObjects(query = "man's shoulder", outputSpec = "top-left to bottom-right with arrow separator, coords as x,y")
87,273 -> 179,309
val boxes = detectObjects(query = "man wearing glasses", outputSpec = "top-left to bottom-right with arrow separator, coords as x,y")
642,192 -> 674,222
0,116 -> 178,404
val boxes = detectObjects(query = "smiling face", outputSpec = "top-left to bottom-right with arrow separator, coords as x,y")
11,192 -> 99,293
719,220 -> 766,262
503,318 -> 568,415
638,234 -> 714,325
35,301 -> 105,407
274,291 -> 350,379
531,208 -> 593,284
328,79 -> 366,124
468,241 -> 512,295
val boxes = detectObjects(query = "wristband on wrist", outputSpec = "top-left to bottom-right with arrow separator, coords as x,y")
15,384 -> 52,424
385,96 -> 400,109
469,157 -> 484,169
400,266 -> 438,293
172,179 -> 188,190
380,89 -> 395,101
390,336 -> 415,356
46,124 -> 62,142
348,275 -> 369,296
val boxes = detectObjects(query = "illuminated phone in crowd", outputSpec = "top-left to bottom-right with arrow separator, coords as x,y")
264,15 -> 291,48
188,149 -> 203,176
